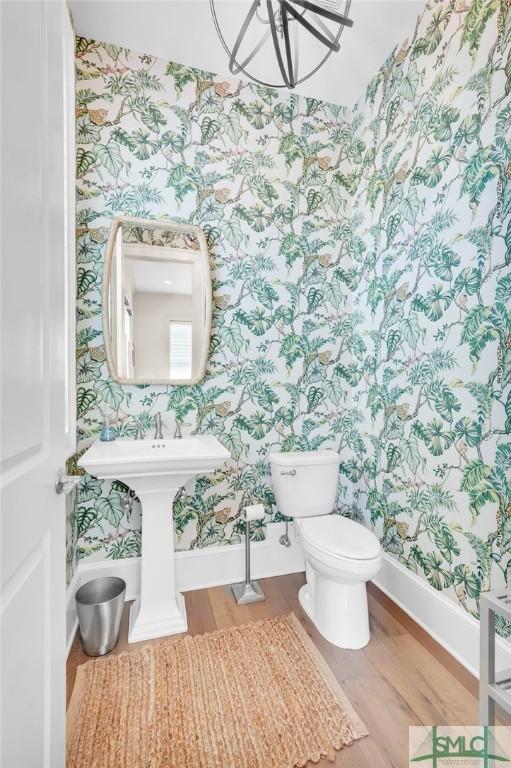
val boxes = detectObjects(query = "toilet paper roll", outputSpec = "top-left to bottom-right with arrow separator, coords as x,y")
244,503 -> 265,522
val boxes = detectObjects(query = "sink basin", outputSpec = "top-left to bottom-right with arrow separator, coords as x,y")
79,435 -> 230,643
80,436 -> 230,479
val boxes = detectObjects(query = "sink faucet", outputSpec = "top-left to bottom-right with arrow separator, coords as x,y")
173,419 -> 191,439
154,412 -> 164,440
134,420 -> 145,440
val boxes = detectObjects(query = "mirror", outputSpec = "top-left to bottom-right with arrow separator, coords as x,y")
103,217 -> 212,385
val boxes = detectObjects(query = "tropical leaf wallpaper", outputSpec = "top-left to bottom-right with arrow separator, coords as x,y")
71,0 -> 511,631
71,35 -> 358,580
348,0 -> 511,626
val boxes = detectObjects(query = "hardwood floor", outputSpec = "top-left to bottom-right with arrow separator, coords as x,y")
67,573 -> 501,767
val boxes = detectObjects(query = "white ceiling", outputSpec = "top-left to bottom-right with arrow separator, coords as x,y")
129,258 -> 193,295
69,0 -> 424,106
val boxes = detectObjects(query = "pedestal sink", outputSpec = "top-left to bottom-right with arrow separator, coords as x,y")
79,436 -> 230,643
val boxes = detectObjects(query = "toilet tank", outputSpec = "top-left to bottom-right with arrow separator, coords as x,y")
269,450 -> 340,519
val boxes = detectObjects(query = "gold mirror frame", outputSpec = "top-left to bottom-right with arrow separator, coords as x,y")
102,216 -> 212,386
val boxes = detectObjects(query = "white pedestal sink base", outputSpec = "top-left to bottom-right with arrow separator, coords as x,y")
128,592 -> 187,643
78,437 -> 231,646
126,485 -> 186,644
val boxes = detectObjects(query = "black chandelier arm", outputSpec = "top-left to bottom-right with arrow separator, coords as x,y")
228,0 -> 263,75
281,7 -> 296,87
231,26 -> 272,75
267,0 -> 293,88
210,0 -> 353,89
313,13 -> 342,47
280,0 -> 341,52
284,0 -> 353,27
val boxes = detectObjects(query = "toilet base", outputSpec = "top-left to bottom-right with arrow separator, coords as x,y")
298,579 -> 370,650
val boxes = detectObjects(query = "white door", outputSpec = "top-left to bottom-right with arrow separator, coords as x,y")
0,1 -> 75,766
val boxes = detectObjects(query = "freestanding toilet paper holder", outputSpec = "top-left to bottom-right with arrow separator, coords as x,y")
231,504 -> 266,605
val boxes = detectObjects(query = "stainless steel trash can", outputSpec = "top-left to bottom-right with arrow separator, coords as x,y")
75,577 -> 126,656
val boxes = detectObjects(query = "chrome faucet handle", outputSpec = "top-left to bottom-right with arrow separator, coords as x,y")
154,412 -> 164,440
134,421 -> 145,440
173,420 -> 191,439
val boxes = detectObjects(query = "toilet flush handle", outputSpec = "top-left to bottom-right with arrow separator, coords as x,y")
280,469 -> 296,476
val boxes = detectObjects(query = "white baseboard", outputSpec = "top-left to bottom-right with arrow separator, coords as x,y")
373,552 -> 511,679
68,533 -> 510,678
66,521 -> 305,654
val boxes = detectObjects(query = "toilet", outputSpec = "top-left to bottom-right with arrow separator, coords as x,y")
269,449 -> 382,649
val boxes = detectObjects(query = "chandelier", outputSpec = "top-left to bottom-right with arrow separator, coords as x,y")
210,0 -> 353,89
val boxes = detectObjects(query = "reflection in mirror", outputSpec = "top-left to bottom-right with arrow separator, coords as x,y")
104,217 -> 211,385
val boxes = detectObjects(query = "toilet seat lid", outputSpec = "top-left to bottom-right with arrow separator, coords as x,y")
299,515 -> 381,560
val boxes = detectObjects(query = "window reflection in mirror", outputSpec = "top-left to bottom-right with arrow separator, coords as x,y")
169,321 -> 192,379
105,218 -> 211,385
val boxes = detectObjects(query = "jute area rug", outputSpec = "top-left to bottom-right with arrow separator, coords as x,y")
67,613 -> 367,768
